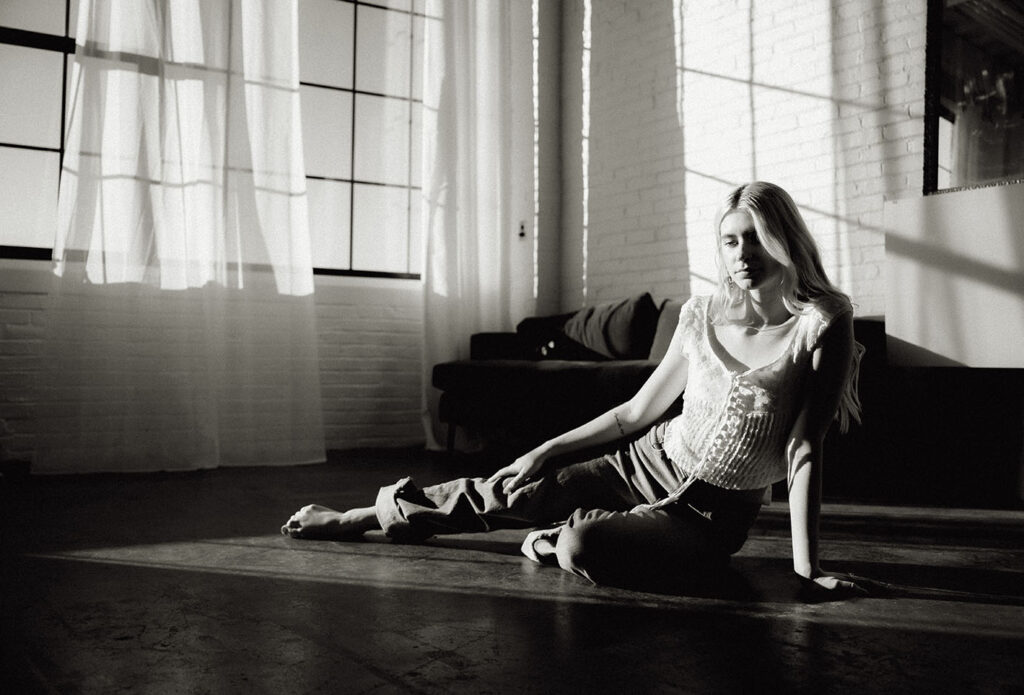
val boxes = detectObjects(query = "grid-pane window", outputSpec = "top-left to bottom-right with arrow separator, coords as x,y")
0,0 -> 430,279
300,0 -> 430,278
0,0 -> 67,36
0,0 -> 74,255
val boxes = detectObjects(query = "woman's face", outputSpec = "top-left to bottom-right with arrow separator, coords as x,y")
719,210 -> 785,292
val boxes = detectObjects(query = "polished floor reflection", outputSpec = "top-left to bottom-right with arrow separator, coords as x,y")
2,452 -> 1023,693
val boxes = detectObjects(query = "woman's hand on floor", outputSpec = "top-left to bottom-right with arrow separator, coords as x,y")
487,449 -> 549,495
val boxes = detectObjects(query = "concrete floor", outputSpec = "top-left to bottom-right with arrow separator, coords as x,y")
2,451 -> 1023,694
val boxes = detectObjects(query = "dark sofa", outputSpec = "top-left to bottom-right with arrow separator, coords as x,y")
433,298 -> 1024,509
431,293 -> 682,453
432,292 -> 886,492
431,291 -> 885,458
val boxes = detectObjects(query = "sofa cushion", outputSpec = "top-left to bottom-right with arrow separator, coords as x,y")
563,292 -> 660,360
534,333 -> 610,361
514,311 -> 606,360
648,298 -> 684,362
469,332 -> 522,360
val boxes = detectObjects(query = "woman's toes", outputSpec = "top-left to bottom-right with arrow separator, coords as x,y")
281,513 -> 304,537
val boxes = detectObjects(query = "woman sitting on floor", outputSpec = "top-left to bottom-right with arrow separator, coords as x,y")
283,181 -> 866,595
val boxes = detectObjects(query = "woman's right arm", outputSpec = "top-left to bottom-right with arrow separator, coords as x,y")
487,325 -> 690,494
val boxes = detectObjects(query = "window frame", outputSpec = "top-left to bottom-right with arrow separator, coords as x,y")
0,0 -> 425,281
0,4 -> 73,260
302,0 -> 426,280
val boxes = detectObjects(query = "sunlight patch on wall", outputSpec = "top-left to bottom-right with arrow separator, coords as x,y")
884,182 -> 1024,368
677,2 -> 842,298
580,0 -> 591,304
672,0 -> 688,297
532,0 -> 540,300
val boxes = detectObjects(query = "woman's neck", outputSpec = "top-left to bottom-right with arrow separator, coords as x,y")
737,287 -> 791,328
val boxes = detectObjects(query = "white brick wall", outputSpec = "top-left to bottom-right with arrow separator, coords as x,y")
560,0 -> 928,316
0,262 -> 48,465
581,0 -> 689,304
0,262 -> 423,468
314,277 -> 423,449
2,0 -> 932,464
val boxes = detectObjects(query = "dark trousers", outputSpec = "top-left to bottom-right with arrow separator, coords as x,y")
375,422 -> 765,586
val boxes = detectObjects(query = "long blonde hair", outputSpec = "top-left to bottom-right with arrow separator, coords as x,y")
711,181 -> 863,431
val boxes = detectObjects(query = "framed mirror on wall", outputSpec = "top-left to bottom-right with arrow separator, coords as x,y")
924,0 -> 1024,193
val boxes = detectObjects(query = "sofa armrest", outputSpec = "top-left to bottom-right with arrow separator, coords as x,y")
470,332 -> 522,360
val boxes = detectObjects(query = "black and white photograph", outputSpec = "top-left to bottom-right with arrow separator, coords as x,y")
2,0 -> 1023,692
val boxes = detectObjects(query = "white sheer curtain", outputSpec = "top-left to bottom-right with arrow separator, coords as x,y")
419,0 -> 534,450
36,0 -> 324,473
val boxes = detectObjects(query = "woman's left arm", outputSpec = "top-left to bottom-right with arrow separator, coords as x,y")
787,312 -> 865,594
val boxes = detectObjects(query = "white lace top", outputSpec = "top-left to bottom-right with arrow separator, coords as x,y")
661,294 -> 850,490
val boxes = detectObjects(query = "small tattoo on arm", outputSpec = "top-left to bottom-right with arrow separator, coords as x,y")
613,411 -> 626,437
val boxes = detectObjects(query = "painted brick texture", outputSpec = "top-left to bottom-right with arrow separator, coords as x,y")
0,264 -> 48,465
3,1 -> 931,465
582,0 -> 689,305
563,0 -> 927,316
314,280 -> 423,449
0,264 -> 423,467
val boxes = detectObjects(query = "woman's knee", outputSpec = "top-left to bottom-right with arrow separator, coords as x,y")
553,510 -> 620,583
553,522 -> 594,579
552,507 -> 716,587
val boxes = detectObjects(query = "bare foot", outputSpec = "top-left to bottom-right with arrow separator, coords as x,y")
280,504 -> 379,540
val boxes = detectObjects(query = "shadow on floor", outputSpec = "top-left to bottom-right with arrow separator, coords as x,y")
3,454 -> 1024,693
